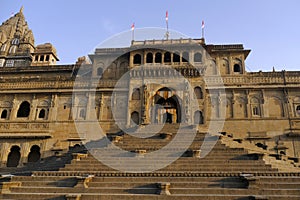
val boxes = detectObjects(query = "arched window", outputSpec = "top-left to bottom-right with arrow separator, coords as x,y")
164,52 -> 171,63
133,54 -> 142,65
182,52 -> 189,62
234,64 -> 241,73
252,106 -> 260,116
194,87 -> 203,99
9,46 -> 17,54
1,109 -> 7,119
17,101 -> 30,118
173,52 -> 180,62
28,145 -> 41,163
155,52 -> 162,63
296,105 -> 300,115
0,43 -> 7,52
45,55 -> 50,61
79,109 -> 86,119
38,109 -> 46,119
11,38 -> 19,45
194,53 -> 202,62
131,111 -> 139,125
7,146 -> 21,167
40,55 -> 44,62
146,53 -> 153,63
194,111 -> 204,124
97,67 -> 103,76
132,88 -> 140,100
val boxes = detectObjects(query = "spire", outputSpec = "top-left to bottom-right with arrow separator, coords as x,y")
20,6 -> 24,13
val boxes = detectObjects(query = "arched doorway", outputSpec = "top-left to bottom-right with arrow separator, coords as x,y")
131,111 -> 139,125
152,88 -> 181,124
28,145 -> 41,163
7,146 -> 21,167
194,110 -> 204,124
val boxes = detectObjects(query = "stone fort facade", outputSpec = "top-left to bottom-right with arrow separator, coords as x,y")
0,8 -> 299,168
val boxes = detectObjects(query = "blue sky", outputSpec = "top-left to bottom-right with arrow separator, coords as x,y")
1,0 -> 300,71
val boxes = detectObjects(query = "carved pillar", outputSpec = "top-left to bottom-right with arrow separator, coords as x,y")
10,98 -> 18,120
30,98 -> 38,121
129,53 -> 134,68
49,94 -> 58,121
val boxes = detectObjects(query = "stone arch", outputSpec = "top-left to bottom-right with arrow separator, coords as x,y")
194,52 -> 202,62
269,97 -> 283,117
182,52 -> 189,62
133,54 -> 142,64
38,108 -> 46,119
152,87 -> 182,124
194,110 -> 204,124
132,88 -> 140,100
194,87 -> 203,99
9,45 -> 17,54
0,43 -> 7,52
226,98 -> 233,118
221,58 -> 229,74
17,101 -> 31,118
164,52 -> 171,63
7,146 -> 21,167
131,111 -> 139,125
155,52 -> 162,63
146,52 -> 153,63
173,52 -> 180,62
250,97 -> 261,116
1,109 -> 8,119
234,97 -> 247,118
27,145 -> 41,163
233,58 -> 242,73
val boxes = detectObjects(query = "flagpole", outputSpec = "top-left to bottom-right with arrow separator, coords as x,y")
201,20 -> 205,39
131,23 -> 135,42
165,11 -> 169,40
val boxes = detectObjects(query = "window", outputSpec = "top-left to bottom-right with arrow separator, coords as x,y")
132,88 -> 140,100
146,53 -> 153,63
164,52 -> 171,63
194,87 -> 203,99
11,38 -> 19,45
182,52 -> 189,62
45,55 -> 50,61
38,109 -> 46,119
131,111 -> 139,125
0,43 -> 7,52
39,55 -> 44,62
1,109 -> 7,119
17,101 -> 31,118
133,54 -> 142,64
5,60 -> 14,67
194,110 -> 204,124
97,67 -> 103,76
234,64 -> 241,72
79,109 -> 86,119
173,52 -> 180,62
34,55 -> 39,61
252,106 -> 260,116
296,105 -> 300,115
155,52 -> 162,63
9,46 -> 16,54
194,53 -> 202,62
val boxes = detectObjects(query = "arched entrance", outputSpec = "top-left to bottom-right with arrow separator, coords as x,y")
152,87 -> 181,124
194,110 -> 204,124
131,111 -> 139,125
28,145 -> 41,163
7,146 -> 21,167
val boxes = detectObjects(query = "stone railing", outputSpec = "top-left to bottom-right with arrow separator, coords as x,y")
0,122 -> 49,131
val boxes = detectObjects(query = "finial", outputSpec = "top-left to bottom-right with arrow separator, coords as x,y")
20,6 -> 24,13
272,66 -> 275,72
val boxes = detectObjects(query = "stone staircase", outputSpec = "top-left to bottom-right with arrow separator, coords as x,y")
1,124 -> 300,200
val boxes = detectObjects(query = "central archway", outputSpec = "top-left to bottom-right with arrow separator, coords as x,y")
151,87 -> 181,124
